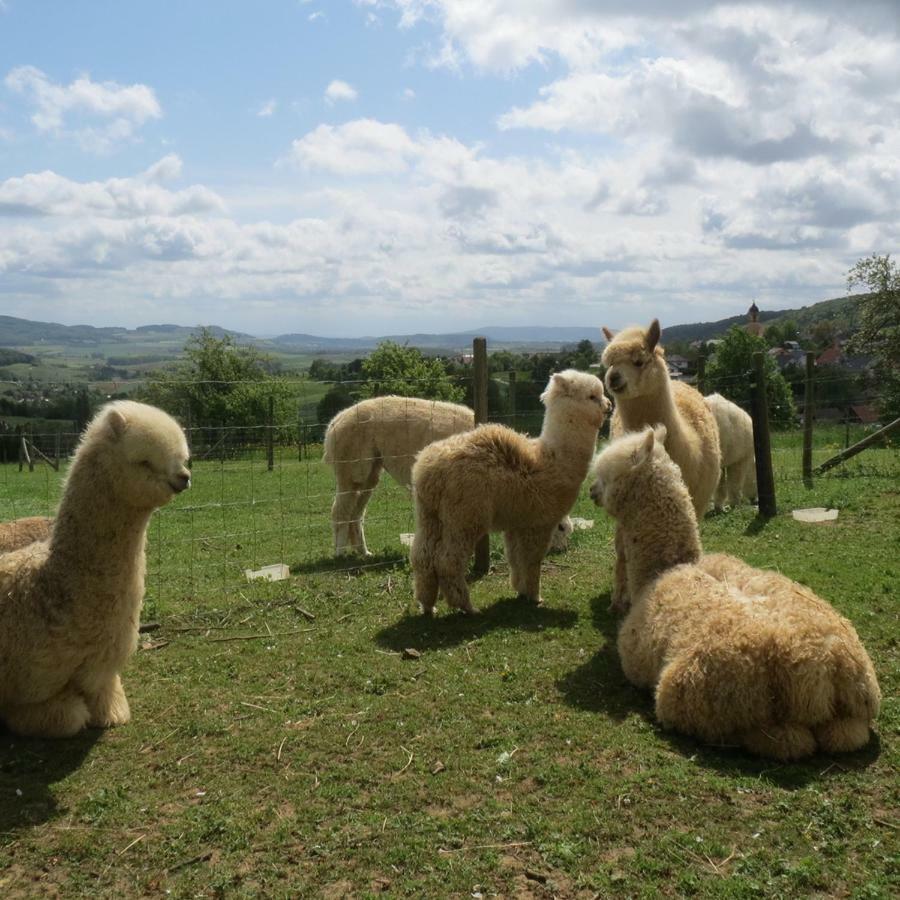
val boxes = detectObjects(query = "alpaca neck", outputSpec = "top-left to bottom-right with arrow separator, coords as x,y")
540,405 -> 597,471
617,462 -> 701,598
46,453 -> 151,596
619,372 -> 684,440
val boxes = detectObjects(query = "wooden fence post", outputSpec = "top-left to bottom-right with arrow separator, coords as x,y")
267,395 -> 275,472
802,351 -> 815,487
16,425 -> 23,472
751,352 -> 776,517
473,337 -> 490,576
814,416 -> 900,474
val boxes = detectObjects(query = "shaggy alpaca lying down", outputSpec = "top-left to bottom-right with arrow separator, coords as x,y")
411,370 -> 610,615
0,401 -> 191,738
590,427 -> 880,760
0,515 -> 52,554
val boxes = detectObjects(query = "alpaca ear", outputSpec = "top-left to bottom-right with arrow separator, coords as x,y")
630,427 -> 656,466
654,424 -> 667,445
646,319 -> 661,350
106,408 -> 128,439
602,326 -> 615,342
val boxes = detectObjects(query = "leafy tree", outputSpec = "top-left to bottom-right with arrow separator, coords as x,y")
705,327 -> 796,428
764,318 -> 801,348
139,329 -> 292,428
358,341 -> 464,403
846,253 -> 900,419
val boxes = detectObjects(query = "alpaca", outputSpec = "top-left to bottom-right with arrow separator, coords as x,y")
324,396 -> 475,556
601,319 -> 720,610
0,401 -> 191,738
411,370 -> 610,615
704,393 -> 756,509
589,427 -> 880,760
0,515 -> 53,553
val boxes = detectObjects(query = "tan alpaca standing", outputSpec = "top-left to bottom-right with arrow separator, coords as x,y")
601,319 -> 720,610
0,515 -> 53,553
0,401 -> 191,738
324,396 -> 475,556
704,393 -> 756,509
590,428 -> 880,761
411,370 -> 610,615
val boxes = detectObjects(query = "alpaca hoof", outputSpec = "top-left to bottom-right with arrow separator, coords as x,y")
420,604 -> 435,617
608,593 -> 630,614
517,593 -> 543,606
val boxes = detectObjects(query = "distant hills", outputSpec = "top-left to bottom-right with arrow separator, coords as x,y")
0,295 -> 858,355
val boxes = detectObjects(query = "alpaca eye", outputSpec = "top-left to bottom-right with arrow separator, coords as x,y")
139,460 -> 153,470
634,359 -> 644,368
589,394 -> 597,401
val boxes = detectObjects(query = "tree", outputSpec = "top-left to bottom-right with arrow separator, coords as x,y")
358,341 -> 464,403
139,329 -> 292,428
846,253 -> 900,419
705,327 -> 796,428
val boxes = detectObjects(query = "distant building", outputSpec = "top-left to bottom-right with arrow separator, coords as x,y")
745,302 -> 766,337
768,346 -> 806,369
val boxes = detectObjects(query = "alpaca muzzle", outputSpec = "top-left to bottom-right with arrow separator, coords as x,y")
170,473 -> 191,493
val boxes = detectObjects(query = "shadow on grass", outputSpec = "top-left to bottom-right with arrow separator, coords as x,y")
0,728 -> 101,832
557,592 -> 882,787
375,594 -> 578,652
744,512 -> 775,535
290,548 -> 407,576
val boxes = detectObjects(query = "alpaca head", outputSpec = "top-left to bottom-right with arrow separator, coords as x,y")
600,319 -> 667,401
540,369 -> 611,428
589,425 -> 669,514
76,401 -> 191,510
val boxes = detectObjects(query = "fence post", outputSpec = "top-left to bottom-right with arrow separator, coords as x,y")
802,351 -> 815,487
185,404 -> 193,469
696,352 -> 706,395
750,351 -> 776,517
266,395 -> 275,472
473,337 -> 490,576
508,369 -> 517,430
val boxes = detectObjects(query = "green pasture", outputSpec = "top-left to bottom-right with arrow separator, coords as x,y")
0,427 -> 897,898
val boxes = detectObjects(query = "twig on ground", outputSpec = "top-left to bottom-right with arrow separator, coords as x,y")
165,849 -> 213,874
205,628 -> 315,643
392,746 -> 414,778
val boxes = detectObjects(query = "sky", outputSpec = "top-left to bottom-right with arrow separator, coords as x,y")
1,0 -> 898,337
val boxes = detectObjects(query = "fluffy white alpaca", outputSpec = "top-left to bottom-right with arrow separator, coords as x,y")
0,401 -> 191,738
411,370 -> 610,614
324,396 -> 475,556
590,427 -> 880,760
704,393 -> 756,509
0,515 -> 52,553
601,319 -> 720,610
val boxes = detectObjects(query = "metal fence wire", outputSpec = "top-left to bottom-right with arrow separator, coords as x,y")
1,368 -> 897,613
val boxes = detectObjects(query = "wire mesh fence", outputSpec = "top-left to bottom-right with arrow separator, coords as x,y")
1,368 -> 897,615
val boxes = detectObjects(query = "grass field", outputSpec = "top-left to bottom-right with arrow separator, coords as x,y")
0,426 -> 897,898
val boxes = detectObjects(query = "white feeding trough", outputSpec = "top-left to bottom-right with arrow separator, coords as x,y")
792,507 -> 839,524
244,563 -> 291,582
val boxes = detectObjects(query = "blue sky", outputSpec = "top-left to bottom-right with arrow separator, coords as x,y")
1,1 -> 898,336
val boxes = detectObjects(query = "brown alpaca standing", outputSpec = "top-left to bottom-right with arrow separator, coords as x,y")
0,515 -> 53,553
590,427 -> 880,761
411,370 -> 610,615
0,401 -> 191,738
601,319 -> 720,609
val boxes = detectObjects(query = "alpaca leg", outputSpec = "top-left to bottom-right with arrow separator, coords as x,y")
732,456 -> 755,503
332,461 -> 381,556
713,467 -> 729,511
85,673 -> 131,728
508,527 -> 553,604
410,519 -> 440,616
812,718 -> 872,754
2,690 -> 91,738
740,724 -> 817,761
435,532 -> 476,614
610,526 -> 630,612
504,531 -> 528,596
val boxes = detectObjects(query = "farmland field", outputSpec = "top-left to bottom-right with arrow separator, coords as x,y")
0,427 -> 897,898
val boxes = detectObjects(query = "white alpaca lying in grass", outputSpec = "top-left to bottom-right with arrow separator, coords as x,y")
590,427 -> 880,760
0,515 -> 52,554
411,370 -> 610,615
324,396 -> 475,556
601,319 -> 720,610
704,393 -> 756,509
0,401 -> 191,738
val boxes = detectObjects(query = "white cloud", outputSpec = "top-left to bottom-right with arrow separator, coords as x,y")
4,65 -> 162,151
257,99 -> 277,117
288,119 -> 419,174
324,79 -> 358,104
